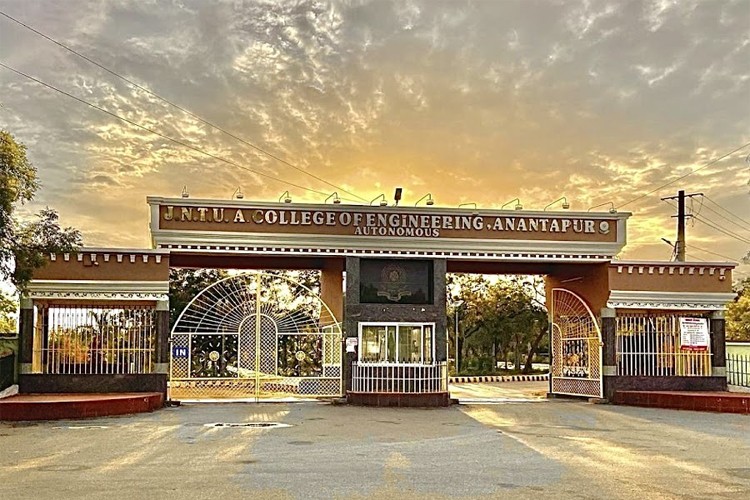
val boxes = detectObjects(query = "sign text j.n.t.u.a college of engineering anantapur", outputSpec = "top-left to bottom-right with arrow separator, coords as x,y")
158,205 -> 618,241
158,204 -> 621,242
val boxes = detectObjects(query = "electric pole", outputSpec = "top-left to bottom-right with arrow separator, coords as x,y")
661,190 -> 702,262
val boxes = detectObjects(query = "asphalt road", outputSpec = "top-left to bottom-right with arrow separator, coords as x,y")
1,387 -> 749,499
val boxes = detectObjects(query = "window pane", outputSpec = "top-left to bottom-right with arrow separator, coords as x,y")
398,326 -> 422,363
361,326 -> 385,362
423,325 -> 433,364
386,326 -> 397,362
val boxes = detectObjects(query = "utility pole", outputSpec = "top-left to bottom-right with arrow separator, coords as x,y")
661,190 -> 702,261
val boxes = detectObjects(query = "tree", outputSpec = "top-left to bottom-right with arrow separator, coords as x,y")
169,268 -> 229,328
447,274 -> 548,375
0,130 -> 81,292
0,292 -> 15,334
727,278 -> 750,341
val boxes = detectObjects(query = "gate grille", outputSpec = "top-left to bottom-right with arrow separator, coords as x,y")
550,288 -> 602,398
169,272 -> 342,400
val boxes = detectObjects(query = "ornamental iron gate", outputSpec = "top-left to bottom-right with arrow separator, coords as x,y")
169,272 -> 343,400
550,288 -> 603,398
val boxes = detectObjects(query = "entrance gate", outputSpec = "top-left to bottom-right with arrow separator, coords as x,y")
169,272 -> 343,401
550,288 -> 603,398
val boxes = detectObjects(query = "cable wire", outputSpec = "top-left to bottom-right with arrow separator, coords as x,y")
686,244 -> 738,262
701,194 -> 750,229
662,199 -> 750,245
616,140 -> 750,210
0,61 -> 344,199
0,9 -> 369,203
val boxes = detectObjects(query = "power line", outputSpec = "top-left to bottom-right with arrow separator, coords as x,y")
701,194 -> 750,230
0,61 -> 343,199
686,244 -> 738,262
0,9 -> 369,203
663,199 -> 750,245
616,140 -> 750,210
696,202 -> 750,233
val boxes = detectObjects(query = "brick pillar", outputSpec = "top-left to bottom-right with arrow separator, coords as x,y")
601,307 -> 616,400
710,310 -> 726,376
154,299 -> 170,375
18,297 -> 34,375
319,259 -> 344,324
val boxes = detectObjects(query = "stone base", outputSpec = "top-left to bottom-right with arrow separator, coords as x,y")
603,375 -> 726,401
347,391 -> 451,407
19,374 -> 168,400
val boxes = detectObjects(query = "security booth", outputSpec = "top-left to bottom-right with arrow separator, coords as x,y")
13,194 -> 736,407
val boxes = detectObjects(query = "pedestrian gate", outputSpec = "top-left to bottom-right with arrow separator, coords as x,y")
550,288 -> 603,398
169,272 -> 342,401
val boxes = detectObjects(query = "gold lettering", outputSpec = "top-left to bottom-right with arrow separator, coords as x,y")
585,220 -> 595,233
326,212 -> 336,226
197,207 -> 208,222
163,206 -> 173,221
313,212 -> 325,225
472,217 -> 484,231
561,220 -> 571,232
233,209 -> 245,223
213,208 -> 225,222
181,207 -> 192,222
549,220 -> 560,232
252,210 -> 264,224
517,219 -> 527,231
301,211 -> 312,225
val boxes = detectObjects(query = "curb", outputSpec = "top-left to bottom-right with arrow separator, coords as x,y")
449,374 -> 549,384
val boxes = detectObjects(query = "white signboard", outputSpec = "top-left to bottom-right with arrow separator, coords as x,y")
345,337 -> 358,353
679,317 -> 709,351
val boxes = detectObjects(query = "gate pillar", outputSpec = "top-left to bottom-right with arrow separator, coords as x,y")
320,259 -> 344,324
710,310 -> 726,376
17,296 -> 34,375
155,299 -> 170,375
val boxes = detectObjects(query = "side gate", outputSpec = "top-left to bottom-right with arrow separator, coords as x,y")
550,288 -> 603,398
169,272 -> 342,401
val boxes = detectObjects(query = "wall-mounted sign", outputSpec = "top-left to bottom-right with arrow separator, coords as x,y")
346,337 -> 358,353
172,346 -> 189,358
679,317 -> 709,351
155,202 -> 620,243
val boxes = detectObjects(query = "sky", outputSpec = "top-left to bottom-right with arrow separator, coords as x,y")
0,0 -> 748,281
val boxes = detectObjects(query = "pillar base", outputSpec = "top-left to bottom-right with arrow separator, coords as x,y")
347,391 -> 451,407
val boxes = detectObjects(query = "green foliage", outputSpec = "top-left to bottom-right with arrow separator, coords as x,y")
0,130 -> 81,292
448,274 -> 548,375
727,278 -> 750,341
0,292 -> 16,334
169,268 -> 229,328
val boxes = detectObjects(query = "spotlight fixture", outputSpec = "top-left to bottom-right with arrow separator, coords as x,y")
181,186 -> 189,198
544,196 -> 570,211
279,190 -> 292,203
415,193 -> 434,206
458,202 -> 477,209
588,201 -> 617,214
394,187 -> 403,206
232,187 -> 244,200
501,198 -> 523,210
370,194 -> 388,207
325,192 -> 342,204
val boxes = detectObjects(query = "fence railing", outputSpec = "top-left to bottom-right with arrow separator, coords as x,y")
34,304 -> 156,375
727,354 -> 750,388
616,313 -> 711,377
351,362 -> 447,393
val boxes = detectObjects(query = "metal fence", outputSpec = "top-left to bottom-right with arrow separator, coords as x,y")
34,304 -> 156,375
616,313 -> 711,377
727,354 -> 750,388
351,362 -> 447,393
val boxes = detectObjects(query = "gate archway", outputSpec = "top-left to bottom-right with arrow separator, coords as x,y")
550,288 -> 603,398
169,272 -> 342,401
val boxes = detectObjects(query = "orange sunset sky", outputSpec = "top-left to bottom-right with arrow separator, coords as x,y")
0,0 -> 748,280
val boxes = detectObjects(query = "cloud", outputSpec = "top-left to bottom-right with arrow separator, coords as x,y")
0,0 -> 747,278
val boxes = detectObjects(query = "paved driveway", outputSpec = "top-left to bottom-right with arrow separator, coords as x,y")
1,399 -> 749,499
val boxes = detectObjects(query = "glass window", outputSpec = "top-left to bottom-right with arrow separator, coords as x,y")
359,323 -> 434,364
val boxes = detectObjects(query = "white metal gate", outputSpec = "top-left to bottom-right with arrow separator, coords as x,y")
169,272 -> 342,401
550,288 -> 603,398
